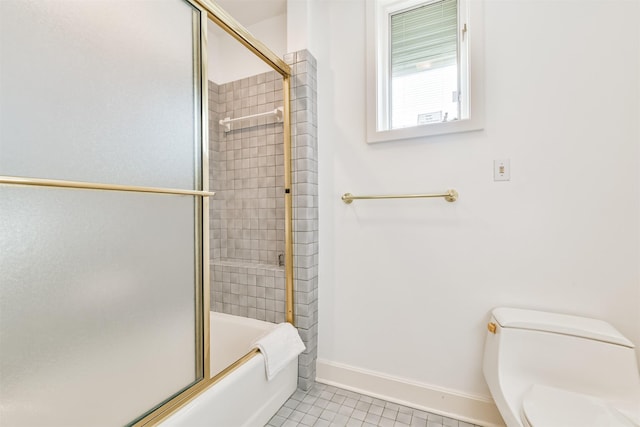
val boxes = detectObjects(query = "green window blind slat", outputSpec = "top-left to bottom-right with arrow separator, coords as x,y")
391,0 -> 458,76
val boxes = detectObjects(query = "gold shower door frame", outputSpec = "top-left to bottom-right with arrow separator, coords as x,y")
133,0 -> 294,425
0,0 -> 293,424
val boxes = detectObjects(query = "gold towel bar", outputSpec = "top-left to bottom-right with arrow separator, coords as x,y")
342,189 -> 458,204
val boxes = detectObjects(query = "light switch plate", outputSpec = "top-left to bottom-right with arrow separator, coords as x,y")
494,159 -> 510,181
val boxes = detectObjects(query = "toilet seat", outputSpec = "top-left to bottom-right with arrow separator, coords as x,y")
521,385 -> 638,427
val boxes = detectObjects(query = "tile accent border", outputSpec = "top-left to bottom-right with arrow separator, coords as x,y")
315,360 -> 505,427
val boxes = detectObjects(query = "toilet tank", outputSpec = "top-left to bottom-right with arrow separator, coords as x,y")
483,308 -> 639,400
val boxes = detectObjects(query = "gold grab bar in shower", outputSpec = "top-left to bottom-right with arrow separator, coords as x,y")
341,189 -> 458,204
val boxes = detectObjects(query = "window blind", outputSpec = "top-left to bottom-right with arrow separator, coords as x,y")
390,0 -> 458,76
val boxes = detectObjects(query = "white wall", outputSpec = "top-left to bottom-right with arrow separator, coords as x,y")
207,13 -> 287,84
311,0 -> 639,409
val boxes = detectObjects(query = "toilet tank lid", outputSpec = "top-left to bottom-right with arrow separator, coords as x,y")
492,308 -> 634,348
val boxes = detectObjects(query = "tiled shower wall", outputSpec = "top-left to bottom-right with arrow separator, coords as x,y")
211,260 -> 286,323
208,72 -> 287,323
208,50 -> 319,389
209,73 -> 285,265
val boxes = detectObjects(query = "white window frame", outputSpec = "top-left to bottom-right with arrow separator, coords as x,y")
366,0 -> 484,143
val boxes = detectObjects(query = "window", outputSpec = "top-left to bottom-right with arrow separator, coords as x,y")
366,0 -> 484,143
390,0 -> 459,128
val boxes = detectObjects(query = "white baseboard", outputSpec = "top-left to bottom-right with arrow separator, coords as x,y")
315,359 -> 505,427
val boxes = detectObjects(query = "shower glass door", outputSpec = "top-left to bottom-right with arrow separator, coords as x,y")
0,0 -> 207,425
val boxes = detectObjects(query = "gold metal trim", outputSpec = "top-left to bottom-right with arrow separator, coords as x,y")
283,75 -> 294,325
0,176 -> 216,197
193,0 -> 290,76
488,322 -> 497,334
342,189 -> 459,204
192,7 -> 205,382
209,349 -> 260,387
199,6 -> 211,384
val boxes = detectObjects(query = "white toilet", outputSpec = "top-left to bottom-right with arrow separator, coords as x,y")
482,307 -> 640,427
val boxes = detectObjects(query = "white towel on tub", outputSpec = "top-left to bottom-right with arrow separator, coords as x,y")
251,322 -> 306,381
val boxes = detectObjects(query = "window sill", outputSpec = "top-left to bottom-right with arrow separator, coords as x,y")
366,115 -> 484,144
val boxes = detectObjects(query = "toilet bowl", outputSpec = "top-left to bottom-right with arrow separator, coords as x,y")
520,384 -> 637,427
482,307 -> 640,427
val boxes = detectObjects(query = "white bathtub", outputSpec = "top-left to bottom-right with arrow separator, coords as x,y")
161,312 -> 298,427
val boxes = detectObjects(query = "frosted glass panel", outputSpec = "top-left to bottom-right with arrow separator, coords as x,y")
0,186 -> 198,426
0,0 -> 201,190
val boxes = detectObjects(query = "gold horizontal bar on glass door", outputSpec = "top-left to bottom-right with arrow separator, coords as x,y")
341,189 -> 459,204
193,0 -> 290,77
0,176 -> 216,197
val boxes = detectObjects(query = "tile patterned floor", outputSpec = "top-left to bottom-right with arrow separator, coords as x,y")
266,383 -> 481,427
